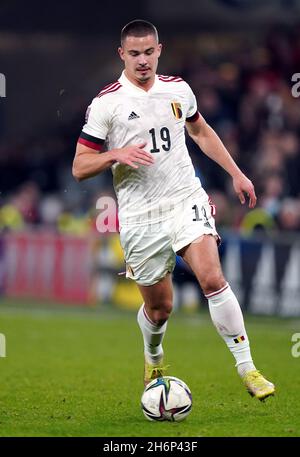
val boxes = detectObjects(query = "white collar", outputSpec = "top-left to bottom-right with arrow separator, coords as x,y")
119,70 -> 159,94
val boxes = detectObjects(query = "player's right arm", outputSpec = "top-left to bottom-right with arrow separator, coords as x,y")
72,93 -> 154,181
72,141 -> 154,181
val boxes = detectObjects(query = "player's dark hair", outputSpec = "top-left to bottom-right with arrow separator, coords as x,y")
121,19 -> 159,46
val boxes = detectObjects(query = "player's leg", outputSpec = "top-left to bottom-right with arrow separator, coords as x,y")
179,235 -> 254,372
137,273 -> 173,386
179,235 -> 275,400
119,222 -> 176,385
138,272 -> 173,325
137,273 -> 173,364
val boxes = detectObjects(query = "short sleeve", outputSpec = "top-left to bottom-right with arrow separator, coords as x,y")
82,97 -> 110,140
185,84 -> 198,119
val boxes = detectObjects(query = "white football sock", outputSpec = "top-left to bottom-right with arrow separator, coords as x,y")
137,304 -> 167,364
206,283 -> 256,377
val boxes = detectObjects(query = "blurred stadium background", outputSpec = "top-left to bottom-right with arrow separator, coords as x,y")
1,0 -> 300,316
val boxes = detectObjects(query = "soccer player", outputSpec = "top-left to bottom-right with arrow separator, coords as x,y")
73,20 -> 275,401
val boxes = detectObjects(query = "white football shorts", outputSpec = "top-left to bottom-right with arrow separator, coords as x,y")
119,188 -> 220,286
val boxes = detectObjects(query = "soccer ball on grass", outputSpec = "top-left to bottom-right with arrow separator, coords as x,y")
141,376 -> 192,422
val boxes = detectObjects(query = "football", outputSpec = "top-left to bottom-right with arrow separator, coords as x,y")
141,376 -> 192,422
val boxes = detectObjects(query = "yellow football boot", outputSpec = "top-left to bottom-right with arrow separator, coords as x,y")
243,370 -> 275,401
144,359 -> 169,387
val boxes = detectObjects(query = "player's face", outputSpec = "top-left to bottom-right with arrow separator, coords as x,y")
118,34 -> 162,87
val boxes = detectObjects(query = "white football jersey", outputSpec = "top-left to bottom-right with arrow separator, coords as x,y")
81,71 -> 203,226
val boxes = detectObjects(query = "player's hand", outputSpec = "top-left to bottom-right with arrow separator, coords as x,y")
232,173 -> 257,208
111,142 -> 154,169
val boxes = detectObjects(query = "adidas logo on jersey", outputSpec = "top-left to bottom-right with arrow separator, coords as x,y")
128,111 -> 140,120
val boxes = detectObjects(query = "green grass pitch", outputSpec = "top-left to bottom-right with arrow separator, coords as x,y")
0,300 -> 299,437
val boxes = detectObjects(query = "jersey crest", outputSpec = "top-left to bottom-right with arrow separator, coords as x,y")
171,102 -> 183,120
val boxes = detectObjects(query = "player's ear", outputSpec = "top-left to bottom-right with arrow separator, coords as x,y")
157,43 -> 162,57
118,46 -> 125,61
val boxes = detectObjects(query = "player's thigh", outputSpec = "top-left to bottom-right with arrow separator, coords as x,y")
179,234 -> 225,290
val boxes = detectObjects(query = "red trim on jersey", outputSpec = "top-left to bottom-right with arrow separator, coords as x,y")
186,111 -> 200,122
97,81 -> 119,96
97,82 -> 121,96
158,74 -> 182,78
97,83 -> 122,98
99,81 -> 120,94
158,75 -> 183,82
161,77 -> 182,80
101,81 -> 118,91
78,137 -> 103,151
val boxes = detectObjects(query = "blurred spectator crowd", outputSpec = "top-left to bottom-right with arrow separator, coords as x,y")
1,25 -> 300,236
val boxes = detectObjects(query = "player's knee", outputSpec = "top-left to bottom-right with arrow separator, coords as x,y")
150,300 -> 173,325
201,272 -> 226,296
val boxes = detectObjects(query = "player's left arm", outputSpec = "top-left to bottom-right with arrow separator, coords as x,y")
185,113 -> 257,208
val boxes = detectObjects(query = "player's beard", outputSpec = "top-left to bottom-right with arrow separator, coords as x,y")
136,68 -> 152,83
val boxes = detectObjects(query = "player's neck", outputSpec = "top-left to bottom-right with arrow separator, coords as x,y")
124,70 -> 155,92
